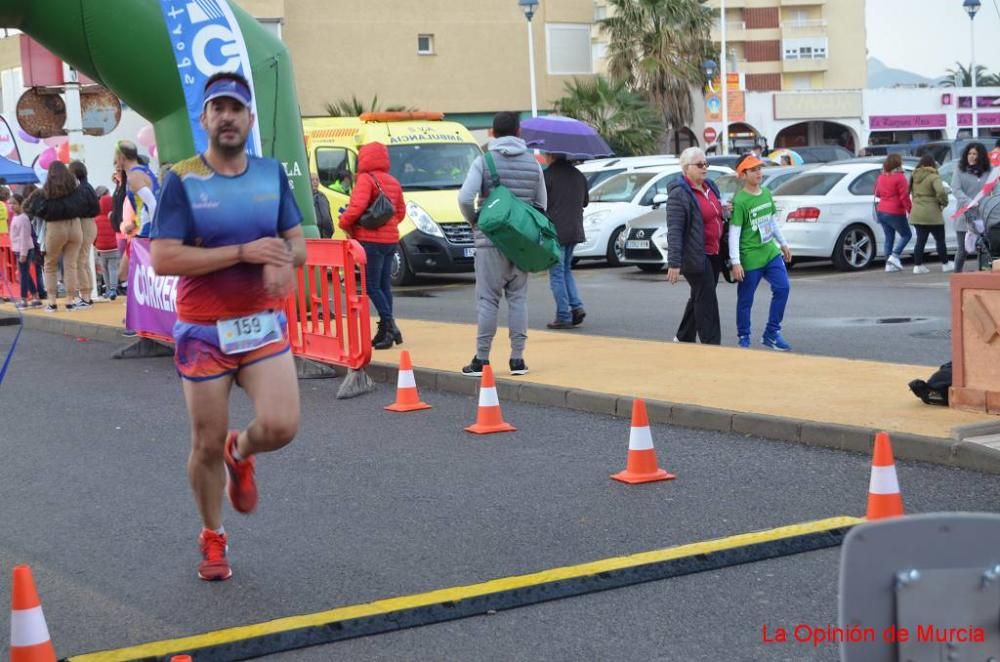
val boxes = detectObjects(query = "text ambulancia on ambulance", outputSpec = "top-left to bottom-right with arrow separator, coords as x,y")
303,112 -> 482,286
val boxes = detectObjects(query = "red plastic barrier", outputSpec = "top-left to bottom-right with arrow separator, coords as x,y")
285,238 -> 372,370
0,234 -> 20,297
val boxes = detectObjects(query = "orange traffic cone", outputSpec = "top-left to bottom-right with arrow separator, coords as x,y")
385,351 -> 431,412
866,431 -> 904,520
10,565 -> 56,662
611,400 -> 675,484
465,365 -> 516,434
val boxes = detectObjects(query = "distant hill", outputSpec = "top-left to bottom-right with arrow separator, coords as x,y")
867,57 -> 937,88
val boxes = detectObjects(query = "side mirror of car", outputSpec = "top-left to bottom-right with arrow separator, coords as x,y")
651,193 -> 668,209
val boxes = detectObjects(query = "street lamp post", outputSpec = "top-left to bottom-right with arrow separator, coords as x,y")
719,0 -> 728,155
704,58 -> 718,151
964,0 -> 981,137
518,0 -> 539,118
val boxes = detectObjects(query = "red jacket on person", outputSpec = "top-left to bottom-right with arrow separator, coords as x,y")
875,171 -> 912,216
338,142 -> 405,244
94,194 -> 117,250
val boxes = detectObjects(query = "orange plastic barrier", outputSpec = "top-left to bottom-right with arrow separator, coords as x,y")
284,238 -> 372,370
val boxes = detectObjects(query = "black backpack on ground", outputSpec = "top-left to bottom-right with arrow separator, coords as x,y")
908,362 -> 951,406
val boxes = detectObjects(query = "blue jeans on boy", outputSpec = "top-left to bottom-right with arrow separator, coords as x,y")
361,241 -> 396,321
876,211 -> 912,258
548,243 -> 583,322
736,254 -> 790,339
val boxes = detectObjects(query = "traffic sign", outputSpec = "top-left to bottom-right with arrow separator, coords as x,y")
703,127 -> 717,143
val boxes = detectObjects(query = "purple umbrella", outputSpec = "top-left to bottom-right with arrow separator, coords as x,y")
520,115 -> 614,160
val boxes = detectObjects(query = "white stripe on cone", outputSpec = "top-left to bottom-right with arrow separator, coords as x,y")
628,426 -> 654,451
479,386 -> 499,407
10,606 -> 51,647
868,465 -> 900,495
397,370 -> 416,389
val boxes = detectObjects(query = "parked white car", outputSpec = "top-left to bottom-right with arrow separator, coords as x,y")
772,160 -> 957,271
576,165 -> 732,266
577,154 -> 680,190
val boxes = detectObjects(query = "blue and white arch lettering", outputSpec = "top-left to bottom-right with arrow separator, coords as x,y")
159,0 -> 263,155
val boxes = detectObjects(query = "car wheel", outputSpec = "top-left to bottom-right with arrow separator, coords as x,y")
606,225 -> 626,267
832,224 -> 876,271
391,244 -> 416,286
637,264 -> 663,273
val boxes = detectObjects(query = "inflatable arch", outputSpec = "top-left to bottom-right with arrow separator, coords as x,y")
0,0 -> 317,235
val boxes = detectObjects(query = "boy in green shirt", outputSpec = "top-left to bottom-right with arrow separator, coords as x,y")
729,155 -> 793,350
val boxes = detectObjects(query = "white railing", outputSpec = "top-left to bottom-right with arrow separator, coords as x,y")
715,21 -> 747,31
781,19 -> 827,28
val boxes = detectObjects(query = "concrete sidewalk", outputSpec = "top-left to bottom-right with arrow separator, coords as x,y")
5,299 -> 1000,472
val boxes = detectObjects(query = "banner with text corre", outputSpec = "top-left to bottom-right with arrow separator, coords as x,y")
125,238 -> 179,340
158,0 -> 262,155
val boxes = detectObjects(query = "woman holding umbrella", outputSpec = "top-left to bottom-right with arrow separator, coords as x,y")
519,115 -> 612,330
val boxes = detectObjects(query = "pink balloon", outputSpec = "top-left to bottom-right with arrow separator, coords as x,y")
149,145 -> 158,160
137,125 -> 156,148
17,128 -> 39,144
37,147 -> 57,170
43,135 -> 68,148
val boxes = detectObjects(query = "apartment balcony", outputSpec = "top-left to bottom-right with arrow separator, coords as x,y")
781,19 -> 827,38
734,60 -> 783,76
710,21 -> 748,42
780,0 -> 825,5
782,57 -> 829,73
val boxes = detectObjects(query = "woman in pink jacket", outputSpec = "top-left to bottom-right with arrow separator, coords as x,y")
874,154 -> 912,272
9,194 -> 41,307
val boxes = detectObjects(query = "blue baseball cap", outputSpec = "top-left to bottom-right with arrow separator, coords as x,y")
203,76 -> 252,109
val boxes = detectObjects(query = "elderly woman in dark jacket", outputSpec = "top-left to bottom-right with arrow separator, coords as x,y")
31,160 -> 100,311
666,147 -> 726,344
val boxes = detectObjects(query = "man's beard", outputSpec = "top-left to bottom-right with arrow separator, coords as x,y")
210,128 -> 248,158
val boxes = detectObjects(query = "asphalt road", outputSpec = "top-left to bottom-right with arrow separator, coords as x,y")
1,330 -> 998,660
391,260 -> 955,367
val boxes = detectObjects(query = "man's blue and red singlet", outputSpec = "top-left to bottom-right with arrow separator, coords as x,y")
149,155 -> 302,324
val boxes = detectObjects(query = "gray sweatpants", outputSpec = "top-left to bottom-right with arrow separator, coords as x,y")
475,247 -> 528,361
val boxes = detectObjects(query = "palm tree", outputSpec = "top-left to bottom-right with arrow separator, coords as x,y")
600,0 -> 714,132
553,76 -> 664,156
324,95 -> 416,117
938,62 -> 993,87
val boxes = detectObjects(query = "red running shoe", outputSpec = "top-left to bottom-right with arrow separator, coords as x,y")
198,529 -> 232,581
224,430 -> 258,514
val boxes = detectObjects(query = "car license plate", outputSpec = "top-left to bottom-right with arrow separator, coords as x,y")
626,240 -> 650,250
464,247 -> 476,258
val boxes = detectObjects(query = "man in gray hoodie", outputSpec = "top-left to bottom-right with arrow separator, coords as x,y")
458,112 -> 547,376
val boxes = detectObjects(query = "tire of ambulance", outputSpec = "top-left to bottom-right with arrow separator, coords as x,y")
831,224 -> 876,272
391,244 -> 416,286
606,225 -> 626,267
637,264 -> 663,273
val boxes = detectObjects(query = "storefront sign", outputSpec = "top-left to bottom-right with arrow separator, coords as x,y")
773,92 -> 862,120
869,114 -> 947,130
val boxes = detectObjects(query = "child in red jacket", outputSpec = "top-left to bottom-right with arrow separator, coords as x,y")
94,193 -> 121,300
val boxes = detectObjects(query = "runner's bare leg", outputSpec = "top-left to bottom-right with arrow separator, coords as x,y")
235,350 -> 299,457
182,375 -> 234,531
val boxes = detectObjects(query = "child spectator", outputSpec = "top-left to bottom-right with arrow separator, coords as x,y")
9,194 -> 41,308
94,189 -> 120,300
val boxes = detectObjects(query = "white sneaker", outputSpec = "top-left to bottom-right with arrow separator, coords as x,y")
913,265 -> 930,274
885,262 -> 902,272
887,255 -> 902,269
942,261 -> 955,273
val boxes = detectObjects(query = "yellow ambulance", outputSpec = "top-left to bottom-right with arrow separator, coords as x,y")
302,112 -> 482,285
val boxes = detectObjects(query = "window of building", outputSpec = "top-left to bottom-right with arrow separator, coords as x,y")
789,74 -> 812,90
782,37 -> 827,60
417,34 -> 434,55
546,23 -> 593,75
593,4 -> 607,21
257,19 -> 282,40
592,42 -> 608,62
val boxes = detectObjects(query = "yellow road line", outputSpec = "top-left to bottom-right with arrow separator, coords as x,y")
68,516 -> 861,661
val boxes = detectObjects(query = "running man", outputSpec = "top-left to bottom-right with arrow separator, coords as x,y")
150,71 -> 306,581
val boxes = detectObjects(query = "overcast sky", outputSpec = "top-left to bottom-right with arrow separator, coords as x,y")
866,0 -> 1000,78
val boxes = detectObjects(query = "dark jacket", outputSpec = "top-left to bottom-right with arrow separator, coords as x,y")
40,181 -> 100,222
338,142 -> 405,244
109,174 -> 127,233
666,177 -> 722,275
543,159 -> 588,245
313,190 -> 334,239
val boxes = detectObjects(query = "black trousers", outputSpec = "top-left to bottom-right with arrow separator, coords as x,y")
913,225 -> 948,266
676,254 -> 722,345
